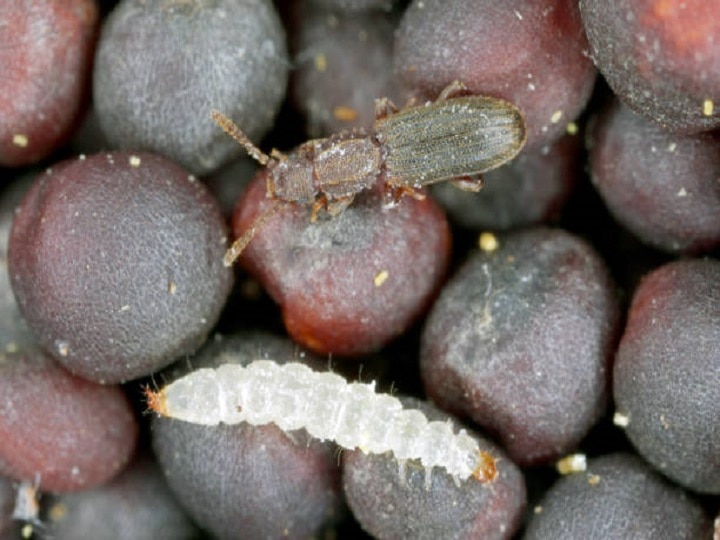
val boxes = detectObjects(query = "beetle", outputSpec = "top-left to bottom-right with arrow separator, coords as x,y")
213,80 -> 526,266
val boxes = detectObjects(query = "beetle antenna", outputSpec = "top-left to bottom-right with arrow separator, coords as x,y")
224,200 -> 288,266
211,109 -> 271,166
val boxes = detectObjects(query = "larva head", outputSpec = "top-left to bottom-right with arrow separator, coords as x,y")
472,451 -> 498,483
144,385 -> 168,416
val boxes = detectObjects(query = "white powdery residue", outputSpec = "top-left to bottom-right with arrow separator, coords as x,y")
159,360 -> 490,483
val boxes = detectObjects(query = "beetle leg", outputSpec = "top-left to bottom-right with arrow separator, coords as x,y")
310,195 -> 328,223
403,95 -> 421,108
383,183 -> 426,207
374,97 -> 399,120
325,196 -> 354,217
449,175 -> 484,192
437,80 -> 470,101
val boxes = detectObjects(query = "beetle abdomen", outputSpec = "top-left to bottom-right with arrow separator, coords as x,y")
377,96 -> 526,186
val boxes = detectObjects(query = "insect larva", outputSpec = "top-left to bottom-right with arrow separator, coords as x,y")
146,360 -> 497,486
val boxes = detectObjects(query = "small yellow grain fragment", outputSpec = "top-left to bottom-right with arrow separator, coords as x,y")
56,340 -> 70,357
550,110 -> 563,124
478,232 -> 499,252
314,53 -> 327,72
533,505 -> 543,514
374,269 -> 389,287
12,134 -> 28,147
587,474 -> 601,485
613,411 -> 630,427
566,122 -> 578,135
556,453 -> 587,475
333,106 -> 359,122
703,99 -> 714,116
168,281 -> 177,295
48,501 -> 68,521
129,155 -> 141,167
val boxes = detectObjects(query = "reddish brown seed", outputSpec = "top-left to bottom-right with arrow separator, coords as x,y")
0,1 -> 99,167
230,173 -> 450,356
395,0 -> 596,150
0,350 -> 138,493
580,0 -> 720,133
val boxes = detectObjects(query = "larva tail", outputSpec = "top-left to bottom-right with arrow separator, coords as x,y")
472,451 -> 499,483
143,385 -> 168,416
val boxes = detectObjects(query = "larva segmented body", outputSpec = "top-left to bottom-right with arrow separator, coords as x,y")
147,360 -> 497,485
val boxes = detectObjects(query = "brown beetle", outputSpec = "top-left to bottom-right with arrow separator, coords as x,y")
213,81 -> 526,266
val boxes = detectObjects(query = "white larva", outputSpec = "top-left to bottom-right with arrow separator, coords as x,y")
146,360 -> 497,486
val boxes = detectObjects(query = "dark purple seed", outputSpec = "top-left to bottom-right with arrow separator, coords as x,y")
202,156 -> 257,219
524,453 -> 713,539
420,227 -> 620,466
8,151 -> 232,383
613,258 -> 720,494
306,0 -> 397,12
0,1 -> 98,167
41,455 -> 198,540
289,6 -> 406,137
588,100 -> 720,254
0,477 -> 17,538
93,0 -> 289,175
0,174 -> 37,354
